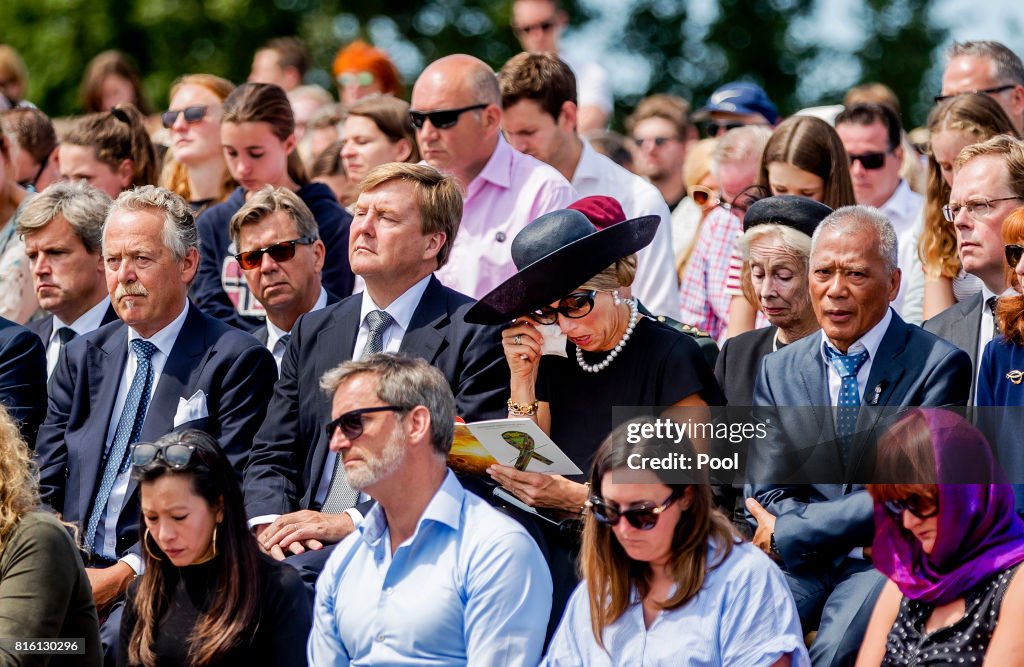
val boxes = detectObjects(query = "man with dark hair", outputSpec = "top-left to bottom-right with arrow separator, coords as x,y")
626,94 -> 692,210
1,108 -> 61,192
940,40 -> 1024,134
498,52 -> 679,317
836,102 -> 924,321
249,36 -> 309,92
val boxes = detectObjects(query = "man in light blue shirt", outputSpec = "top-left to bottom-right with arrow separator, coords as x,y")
308,353 -> 552,666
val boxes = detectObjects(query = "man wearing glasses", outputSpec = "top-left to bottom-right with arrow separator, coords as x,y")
1,108 -> 61,193
939,40 -> 1024,134
835,103 -> 924,322
692,81 -> 779,138
925,135 -> 1024,401
411,53 -> 576,300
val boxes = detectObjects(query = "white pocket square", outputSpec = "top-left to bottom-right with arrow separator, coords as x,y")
174,390 -> 209,427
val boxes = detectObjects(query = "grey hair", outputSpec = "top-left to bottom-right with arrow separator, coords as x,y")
811,205 -> 899,273
229,186 -> 320,249
948,41 -> 1024,86
738,224 -> 813,264
105,185 -> 198,261
712,125 -> 773,172
16,181 -> 112,253
320,353 -> 456,456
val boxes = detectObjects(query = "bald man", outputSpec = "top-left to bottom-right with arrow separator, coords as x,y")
410,54 -> 577,299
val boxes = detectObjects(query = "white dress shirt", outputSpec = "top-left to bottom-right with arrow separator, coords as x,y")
265,288 -> 328,370
818,307 -> 893,407
95,301 -> 190,573
879,180 -> 924,319
45,297 -> 111,377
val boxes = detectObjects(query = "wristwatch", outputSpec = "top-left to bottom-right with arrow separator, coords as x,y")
769,532 -> 782,560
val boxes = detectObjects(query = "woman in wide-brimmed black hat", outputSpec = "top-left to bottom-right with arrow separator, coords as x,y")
466,196 -> 722,513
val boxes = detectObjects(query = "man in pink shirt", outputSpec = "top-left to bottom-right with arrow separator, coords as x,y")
411,54 -> 577,298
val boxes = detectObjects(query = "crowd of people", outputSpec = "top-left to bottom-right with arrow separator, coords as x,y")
1,1 -> 1024,665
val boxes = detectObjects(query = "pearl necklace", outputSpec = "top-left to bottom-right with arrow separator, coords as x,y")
575,298 -> 639,373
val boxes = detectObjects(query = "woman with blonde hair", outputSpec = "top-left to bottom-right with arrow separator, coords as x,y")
0,404 -> 102,665
673,137 -> 719,281
159,74 -> 236,213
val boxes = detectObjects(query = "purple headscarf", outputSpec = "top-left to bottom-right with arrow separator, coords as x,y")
872,409 -> 1024,605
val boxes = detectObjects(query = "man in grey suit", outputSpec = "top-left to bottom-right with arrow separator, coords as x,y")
923,135 -> 1024,401
746,205 -> 972,666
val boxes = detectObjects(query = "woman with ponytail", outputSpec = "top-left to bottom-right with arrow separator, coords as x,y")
59,104 -> 158,197
193,82 -> 354,331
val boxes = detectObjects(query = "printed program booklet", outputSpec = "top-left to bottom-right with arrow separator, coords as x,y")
447,418 -> 583,478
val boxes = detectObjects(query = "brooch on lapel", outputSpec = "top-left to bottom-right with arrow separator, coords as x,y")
1007,370 -> 1023,385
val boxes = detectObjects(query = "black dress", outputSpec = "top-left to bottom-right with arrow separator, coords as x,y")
881,563 -> 1022,665
118,553 -> 312,667
536,316 -> 723,476
715,326 -> 781,407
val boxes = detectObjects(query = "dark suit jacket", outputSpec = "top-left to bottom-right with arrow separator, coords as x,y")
0,316 -> 47,446
26,303 -> 120,345
748,312 -> 971,570
922,291 -> 983,401
243,276 -> 510,519
715,325 -> 778,407
36,303 -> 276,559
252,290 -> 341,347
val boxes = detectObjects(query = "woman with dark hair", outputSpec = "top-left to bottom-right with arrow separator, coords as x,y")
80,51 -> 153,115
857,409 -> 1024,665
542,421 -> 807,665
920,94 -> 1019,318
310,139 -> 355,207
341,95 -> 419,187
60,104 -> 159,197
119,429 -> 310,667
193,82 -> 354,331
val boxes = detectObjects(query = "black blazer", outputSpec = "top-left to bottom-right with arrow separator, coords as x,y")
36,303 -> 276,558
714,326 -> 778,407
243,276 -> 510,519
0,316 -> 47,446
26,303 -> 120,345
252,290 -> 342,347
922,291 -> 984,401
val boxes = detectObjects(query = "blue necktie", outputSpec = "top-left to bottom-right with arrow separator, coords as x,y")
85,339 -> 159,555
824,345 -> 869,463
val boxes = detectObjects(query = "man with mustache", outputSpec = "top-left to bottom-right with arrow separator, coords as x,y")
35,185 -> 276,664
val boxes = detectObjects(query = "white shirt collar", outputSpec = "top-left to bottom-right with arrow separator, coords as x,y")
127,301 -> 190,357
52,296 -> 111,342
359,275 -> 431,333
819,306 -> 893,361
266,287 -> 329,350
879,179 -> 920,228
570,139 -> 602,187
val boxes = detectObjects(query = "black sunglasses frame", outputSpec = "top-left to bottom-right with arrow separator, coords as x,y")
131,443 -> 197,471
161,105 -> 208,129
529,290 -> 598,325
409,104 -> 489,130
325,405 -> 408,441
587,490 -> 679,530
883,496 -> 939,520
234,236 -> 315,270
513,19 -> 556,36
1007,244 -> 1024,270
848,151 -> 890,170
934,84 -> 1016,104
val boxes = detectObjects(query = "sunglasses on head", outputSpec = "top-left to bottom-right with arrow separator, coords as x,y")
234,237 -> 315,270
848,151 -> 890,170
409,104 -> 488,130
632,136 -> 676,149
513,19 -> 556,36
131,443 -> 197,470
587,490 -> 678,530
325,405 -> 407,441
160,105 -> 208,129
337,71 -> 375,87
1007,244 -> 1024,269
529,290 -> 598,325
934,84 -> 1016,104
883,495 -> 939,520
688,185 -> 720,208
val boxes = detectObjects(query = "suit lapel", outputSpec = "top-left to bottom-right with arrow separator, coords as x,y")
796,339 -> 835,440
398,277 -> 447,364
80,325 -> 130,518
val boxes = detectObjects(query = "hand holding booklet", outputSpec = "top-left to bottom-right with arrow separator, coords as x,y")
447,418 -> 583,478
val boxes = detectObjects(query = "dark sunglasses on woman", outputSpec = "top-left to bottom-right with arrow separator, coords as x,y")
529,290 -> 599,325
325,405 -> 407,441
688,185 -> 720,208
234,237 -> 315,270
161,105 -> 208,129
1007,243 -> 1023,270
131,443 -> 197,470
883,495 -> 939,520
587,490 -> 678,530
408,104 -> 488,130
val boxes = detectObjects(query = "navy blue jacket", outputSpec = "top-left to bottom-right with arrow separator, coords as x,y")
0,316 -> 46,446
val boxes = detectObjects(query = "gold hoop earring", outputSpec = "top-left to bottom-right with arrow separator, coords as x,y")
143,528 -> 163,561
211,525 -> 218,559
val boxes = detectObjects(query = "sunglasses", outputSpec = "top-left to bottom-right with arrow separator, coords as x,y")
325,405 -> 407,441
234,237 -> 315,270
1007,244 -> 1024,269
705,120 -> 747,136
632,136 -> 677,149
529,290 -> 598,325
513,19 -> 556,36
688,185 -> 720,208
934,84 -> 1016,104
17,149 -> 50,192
848,151 -> 890,170
587,490 -> 678,530
160,105 -> 208,129
131,443 -> 197,470
337,71 -> 375,87
409,104 -> 488,130
883,495 -> 939,520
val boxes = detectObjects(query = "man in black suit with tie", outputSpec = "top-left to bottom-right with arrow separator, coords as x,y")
19,181 -> 119,377
243,162 -> 508,576
745,205 -> 971,666
230,186 -> 340,369
35,186 -> 276,662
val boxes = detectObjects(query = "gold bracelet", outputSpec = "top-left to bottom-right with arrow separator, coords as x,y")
579,481 -> 592,514
507,398 -> 539,416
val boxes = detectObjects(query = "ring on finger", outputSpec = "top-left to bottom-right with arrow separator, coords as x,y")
514,334 -> 522,345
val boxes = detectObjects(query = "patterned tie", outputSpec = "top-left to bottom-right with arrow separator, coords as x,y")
987,296 -> 1000,339
824,345 -> 869,464
84,339 -> 159,555
321,310 -> 395,514
57,326 -> 77,346
274,332 -> 292,358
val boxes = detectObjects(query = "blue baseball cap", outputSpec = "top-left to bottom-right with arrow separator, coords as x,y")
694,82 -> 779,125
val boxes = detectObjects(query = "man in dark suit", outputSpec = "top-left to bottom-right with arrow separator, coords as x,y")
35,186 -> 276,661
745,205 -> 972,667
18,181 -> 118,377
0,316 -> 46,445
229,186 -> 339,369
243,163 -> 508,576
923,135 -> 1024,401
